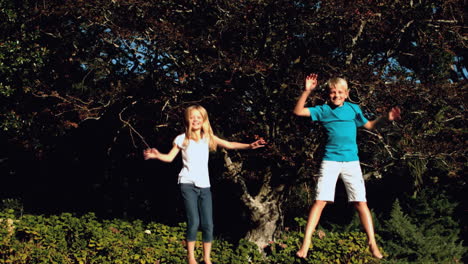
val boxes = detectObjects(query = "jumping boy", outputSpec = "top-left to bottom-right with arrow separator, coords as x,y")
293,73 -> 401,259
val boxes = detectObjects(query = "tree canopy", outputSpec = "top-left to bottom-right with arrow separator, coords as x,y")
1,0 -> 466,250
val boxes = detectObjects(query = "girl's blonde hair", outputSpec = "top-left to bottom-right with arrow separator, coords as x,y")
327,77 -> 348,91
183,105 -> 217,151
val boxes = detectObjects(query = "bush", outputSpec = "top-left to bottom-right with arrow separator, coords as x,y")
0,212 -> 191,264
264,227 -> 382,264
0,211 -> 264,264
381,188 -> 466,264
0,210 -> 385,264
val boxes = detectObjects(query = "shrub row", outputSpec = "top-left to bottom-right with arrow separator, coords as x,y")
0,209 -> 380,264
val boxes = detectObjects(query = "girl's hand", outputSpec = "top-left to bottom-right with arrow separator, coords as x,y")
305,73 -> 318,92
388,107 -> 401,121
143,148 -> 160,160
250,138 -> 267,149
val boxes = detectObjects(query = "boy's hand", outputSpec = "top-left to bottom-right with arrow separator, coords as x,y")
388,107 -> 401,121
305,73 -> 318,92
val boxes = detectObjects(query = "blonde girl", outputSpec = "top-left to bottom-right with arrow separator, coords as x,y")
144,105 -> 265,264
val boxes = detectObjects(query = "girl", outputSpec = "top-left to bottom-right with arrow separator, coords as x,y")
144,105 -> 266,264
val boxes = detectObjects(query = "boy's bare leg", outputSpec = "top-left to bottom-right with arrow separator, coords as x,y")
297,200 -> 327,258
187,241 -> 198,264
203,242 -> 212,264
353,202 -> 383,259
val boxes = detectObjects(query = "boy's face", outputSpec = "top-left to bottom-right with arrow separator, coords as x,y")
328,85 -> 349,107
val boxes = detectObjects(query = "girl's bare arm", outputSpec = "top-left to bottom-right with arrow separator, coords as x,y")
144,144 -> 180,162
214,136 -> 266,150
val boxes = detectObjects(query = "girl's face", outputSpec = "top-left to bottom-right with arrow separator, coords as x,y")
189,109 -> 204,131
328,85 -> 349,107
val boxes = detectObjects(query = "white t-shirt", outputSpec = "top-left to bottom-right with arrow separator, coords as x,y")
174,133 -> 210,187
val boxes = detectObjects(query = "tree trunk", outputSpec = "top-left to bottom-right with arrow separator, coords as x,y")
222,150 -> 283,250
243,193 -> 281,249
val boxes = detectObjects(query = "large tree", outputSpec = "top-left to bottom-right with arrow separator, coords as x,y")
1,0 -> 465,249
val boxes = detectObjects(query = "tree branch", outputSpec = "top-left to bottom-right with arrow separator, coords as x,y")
386,20 -> 414,58
118,103 -> 151,149
346,19 -> 367,65
361,129 -> 396,159
32,91 -> 111,121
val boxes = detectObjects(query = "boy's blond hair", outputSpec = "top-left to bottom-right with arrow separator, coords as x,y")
183,105 -> 217,151
327,77 -> 348,91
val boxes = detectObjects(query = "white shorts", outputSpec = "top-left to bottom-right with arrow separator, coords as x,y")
315,161 -> 367,202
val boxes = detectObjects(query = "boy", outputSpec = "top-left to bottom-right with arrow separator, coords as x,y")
293,73 -> 401,259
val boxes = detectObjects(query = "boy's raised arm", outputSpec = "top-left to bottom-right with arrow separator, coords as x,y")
294,74 -> 318,117
363,107 -> 401,130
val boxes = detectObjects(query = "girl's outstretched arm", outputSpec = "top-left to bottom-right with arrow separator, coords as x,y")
143,144 -> 180,162
214,136 -> 266,150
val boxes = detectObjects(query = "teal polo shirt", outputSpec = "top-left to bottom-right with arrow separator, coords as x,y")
308,102 -> 368,161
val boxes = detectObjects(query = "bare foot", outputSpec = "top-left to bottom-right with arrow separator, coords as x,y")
296,240 -> 311,258
369,243 -> 383,259
188,258 -> 198,264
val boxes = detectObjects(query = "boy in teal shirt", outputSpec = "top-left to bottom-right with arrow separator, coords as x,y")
294,73 -> 401,259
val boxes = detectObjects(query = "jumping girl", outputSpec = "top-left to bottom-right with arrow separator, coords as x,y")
144,105 -> 266,264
